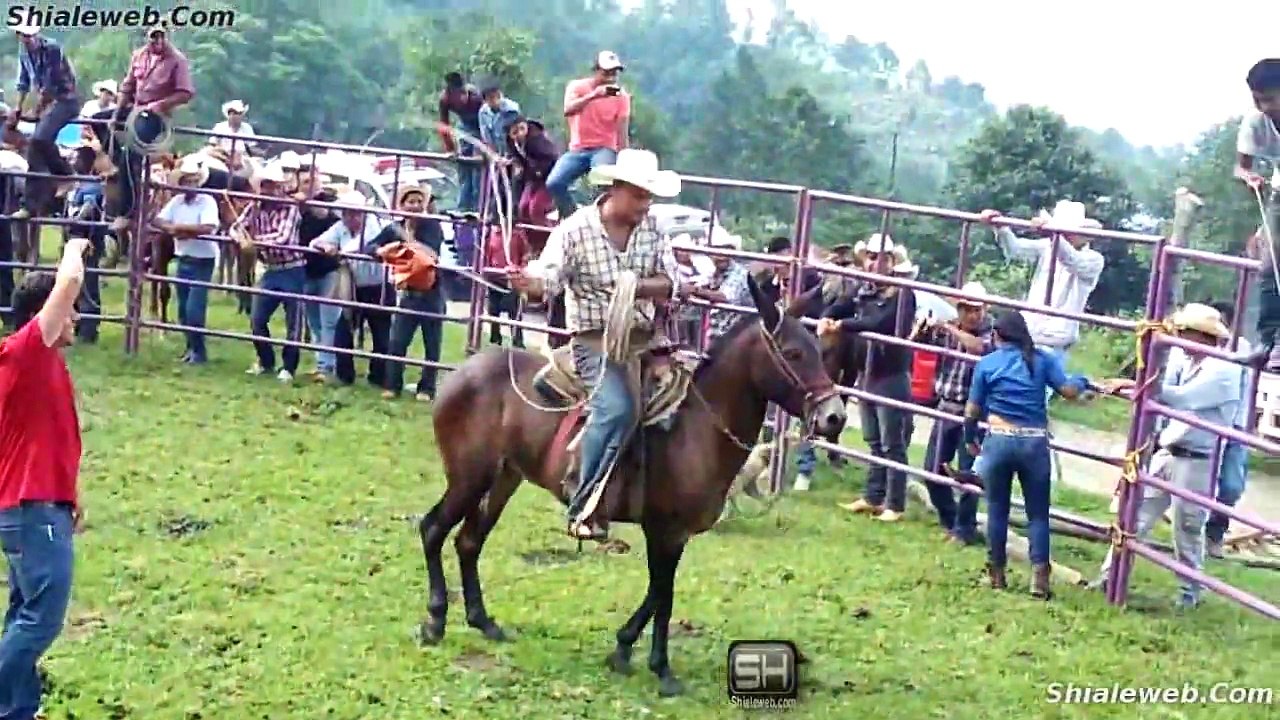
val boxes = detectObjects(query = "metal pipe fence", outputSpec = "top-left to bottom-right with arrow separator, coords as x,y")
0,124 -> 1274,619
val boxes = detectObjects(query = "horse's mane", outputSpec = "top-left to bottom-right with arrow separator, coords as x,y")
694,312 -> 762,380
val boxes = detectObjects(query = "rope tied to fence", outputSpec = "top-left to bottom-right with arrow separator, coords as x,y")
1131,318 -> 1176,374
1119,438 -> 1151,487
1108,522 -> 1136,549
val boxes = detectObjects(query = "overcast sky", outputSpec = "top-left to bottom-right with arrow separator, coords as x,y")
703,0 -> 1273,148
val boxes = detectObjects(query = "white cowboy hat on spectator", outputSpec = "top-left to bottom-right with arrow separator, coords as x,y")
1169,303 -> 1231,340
257,161 -> 287,184
670,232 -> 694,248
706,226 -> 742,249
1038,200 -> 1102,232
222,99 -> 249,116
955,281 -> 988,308
337,190 -> 367,208
596,50 -> 625,71
864,233 -> 894,254
92,79 -> 118,96
588,148 -> 680,197
11,24 -> 39,37
276,151 -> 302,171
891,246 -> 918,277
176,155 -> 210,186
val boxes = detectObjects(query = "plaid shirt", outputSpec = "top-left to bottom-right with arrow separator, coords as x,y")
16,36 -> 77,98
706,262 -> 752,342
245,202 -> 303,268
923,322 -> 993,404
529,198 -> 679,334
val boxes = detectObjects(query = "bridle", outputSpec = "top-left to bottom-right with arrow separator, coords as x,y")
692,314 -> 841,451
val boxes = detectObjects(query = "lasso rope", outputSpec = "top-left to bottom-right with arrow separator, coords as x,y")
117,106 -> 175,156
1254,185 -> 1280,301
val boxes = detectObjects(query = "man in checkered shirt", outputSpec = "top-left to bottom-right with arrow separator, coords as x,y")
241,161 -> 305,383
512,149 -> 681,540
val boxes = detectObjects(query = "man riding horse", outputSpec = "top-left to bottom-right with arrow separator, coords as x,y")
509,149 -> 683,541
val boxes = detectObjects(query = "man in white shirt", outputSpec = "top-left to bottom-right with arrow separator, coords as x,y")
310,191 -> 387,384
1095,304 -> 1241,610
211,99 -> 256,171
1235,59 -> 1280,367
152,156 -> 220,364
977,200 -> 1105,368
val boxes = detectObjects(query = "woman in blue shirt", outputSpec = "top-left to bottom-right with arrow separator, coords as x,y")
965,311 -> 1092,599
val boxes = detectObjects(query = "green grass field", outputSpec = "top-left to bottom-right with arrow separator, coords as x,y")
15,270 -> 1275,719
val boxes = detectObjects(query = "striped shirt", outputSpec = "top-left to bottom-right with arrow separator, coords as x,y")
16,36 -> 77,99
705,262 -> 752,342
528,197 -> 679,334
245,202 -> 303,268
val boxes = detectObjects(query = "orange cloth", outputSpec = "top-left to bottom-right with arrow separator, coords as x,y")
378,240 -> 438,292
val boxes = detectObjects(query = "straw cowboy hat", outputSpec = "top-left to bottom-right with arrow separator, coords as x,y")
1169,303 -> 1231,340
11,24 -> 39,37
1038,200 -> 1102,232
337,190 -> 367,208
587,148 -> 680,197
222,99 -> 249,117
955,281 -> 989,308
864,233 -> 894,254
175,155 -> 210,186
395,184 -> 431,206
92,79 -> 118,96
891,245 -> 918,277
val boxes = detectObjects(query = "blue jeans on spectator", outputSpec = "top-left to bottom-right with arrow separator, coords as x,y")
1206,440 -> 1250,543
980,433 -> 1052,567
566,341 -> 637,526
860,373 -> 911,512
386,289 -> 446,397
74,229 -> 106,343
175,255 -> 215,363
304,271 -> 342,375
456,128 -> 481,212
923,414 -> 980,541
0,502 -> 75,720
545,147 -> 617,220
795,442 -> 817,476
250,265 -> 305,374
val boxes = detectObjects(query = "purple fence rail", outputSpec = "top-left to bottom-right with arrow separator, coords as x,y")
0,123 -> 1273,621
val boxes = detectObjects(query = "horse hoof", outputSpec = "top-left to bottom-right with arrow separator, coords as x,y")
605,649 -> 632,675
474,621 -> 508,642
657,675 -> 684,697
418,620 -> 446,646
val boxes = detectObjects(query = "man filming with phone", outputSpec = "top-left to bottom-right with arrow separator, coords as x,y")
545,50 -> 631,220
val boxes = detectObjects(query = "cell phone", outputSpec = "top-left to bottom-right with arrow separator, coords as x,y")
604,85 -> 621,96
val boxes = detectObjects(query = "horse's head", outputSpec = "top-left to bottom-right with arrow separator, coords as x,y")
742,277 -> 846,440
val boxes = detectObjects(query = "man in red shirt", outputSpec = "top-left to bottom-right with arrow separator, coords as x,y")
544,50 -> 631,220
0,237 -> 88,720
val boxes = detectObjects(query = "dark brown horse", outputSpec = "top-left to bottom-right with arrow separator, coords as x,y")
421,279 -> 847,696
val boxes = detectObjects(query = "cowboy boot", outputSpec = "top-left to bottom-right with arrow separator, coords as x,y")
1030,564 -> 1053,600
986,563 -> 1007,590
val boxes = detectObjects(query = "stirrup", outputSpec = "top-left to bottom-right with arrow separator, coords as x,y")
567,520 -> 606,541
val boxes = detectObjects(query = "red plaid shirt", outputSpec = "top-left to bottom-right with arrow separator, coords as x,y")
245,202 -> 303,268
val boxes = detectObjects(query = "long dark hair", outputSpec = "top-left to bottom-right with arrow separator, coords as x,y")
994,310 -> 1037,371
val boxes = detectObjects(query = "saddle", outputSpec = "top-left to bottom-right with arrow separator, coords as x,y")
532,338 -> 695,525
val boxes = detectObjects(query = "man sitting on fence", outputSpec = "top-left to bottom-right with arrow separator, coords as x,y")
545,51 -> 630,221
242,161 -> 304,383
1095,303 -> 1242,610
1236,59 -> 1280,368
9,24 -> 81,223
915,281 -> 994,545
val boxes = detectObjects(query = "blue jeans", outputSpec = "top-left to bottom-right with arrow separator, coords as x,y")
456,130 -> 481,212
75,229 -> 106,343
250,265 -> 306,374
1206,441 -> 1250,543
0,503 -> 75,720
566,341 -> 637,523
386,289 -> 446,396
303,272 -> 342,374
175,256 -> 215,362
545,147 -> 617,220
923,415 -> 980,540
860,373 -> 911,512
980,433 -> 1052,567
795,442 -> 817,476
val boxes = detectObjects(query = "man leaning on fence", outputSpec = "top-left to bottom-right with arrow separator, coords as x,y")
1094,304 -> 1242,610
94,25 -> 195,233
0,238 -> 90,720
242,161 -> 304,383
9,23 -> 81,222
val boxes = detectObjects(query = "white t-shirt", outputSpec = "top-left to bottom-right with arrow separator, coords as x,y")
157,194 -> 221,258
1237,111 -> 1280,164
210,120 -> 257,153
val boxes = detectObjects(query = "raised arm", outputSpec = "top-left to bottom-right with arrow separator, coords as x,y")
36,238 -> 89,346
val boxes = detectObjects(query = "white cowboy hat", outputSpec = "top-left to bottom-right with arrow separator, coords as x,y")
275,150 -> 301,171
1169,303 -> 1231,340
956,281 -> 988,307
891,246 -> 918,277
864,233 -> 894,254
595,50 -> 625,71
92,79 -> 118,96
11,24 -> 39,37
1039,200 -> 1102,232
706,226 -> 742,249
257,161 -> 287,184
175,155 -> 210,186
336,190 -> 367,208
587,148 -> 680,197
670,232 -> 693,247
221,99 -> 249,116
